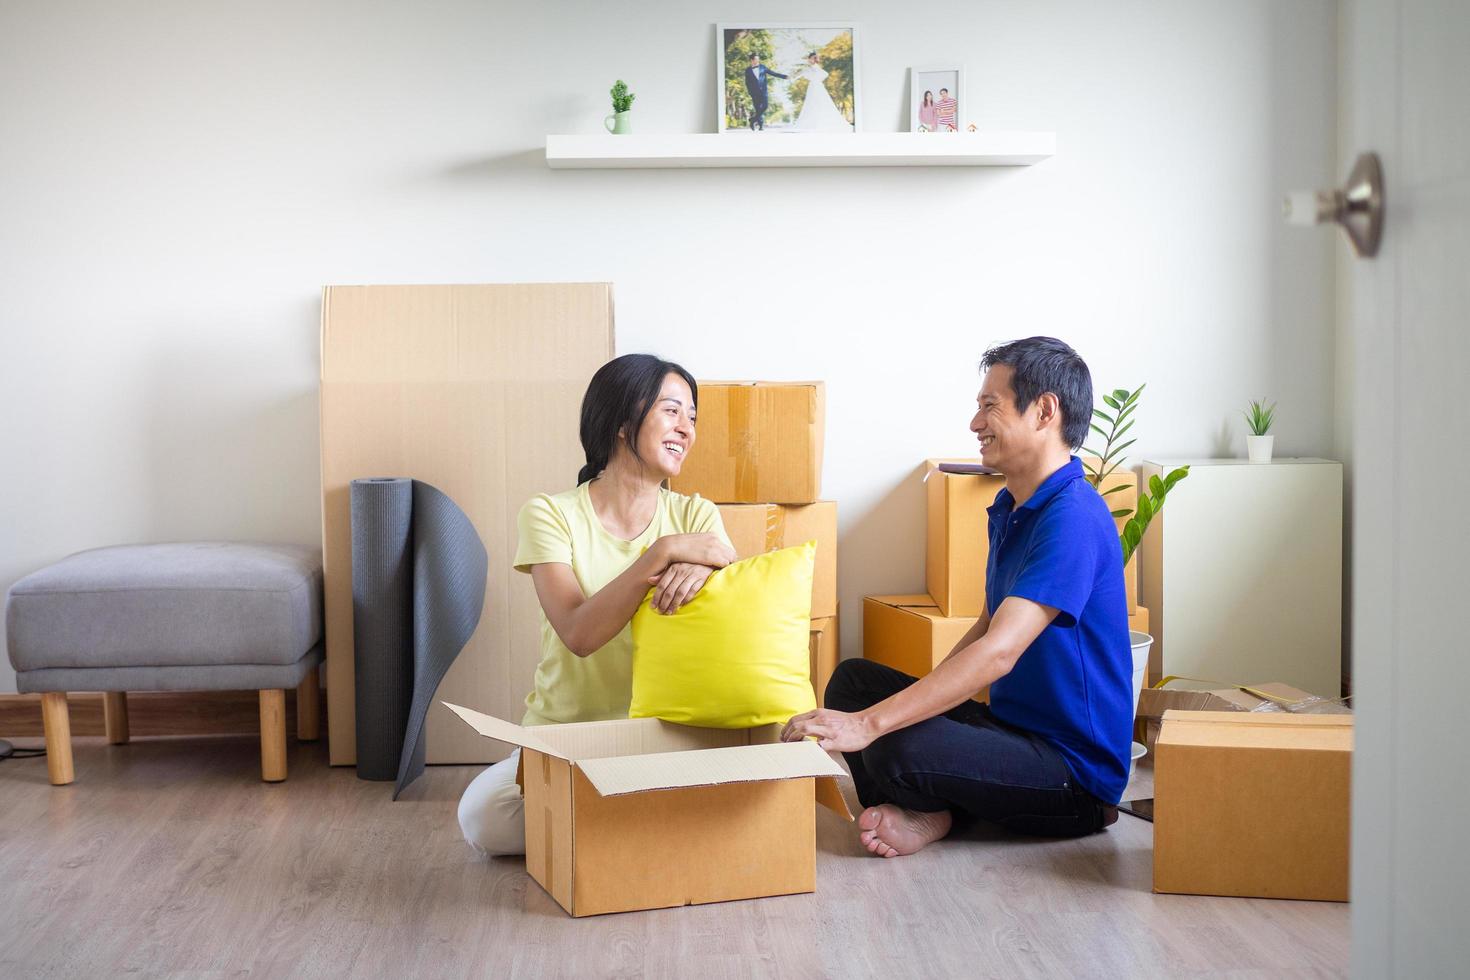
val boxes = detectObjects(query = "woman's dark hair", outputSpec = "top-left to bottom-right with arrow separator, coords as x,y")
577,354 -> 698,484
979,337 -> 1094,450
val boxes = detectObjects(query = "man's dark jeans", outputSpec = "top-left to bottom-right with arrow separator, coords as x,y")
825,658 -> 1116,838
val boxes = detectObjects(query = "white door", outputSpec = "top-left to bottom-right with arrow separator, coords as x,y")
1343,1 -> 1470,975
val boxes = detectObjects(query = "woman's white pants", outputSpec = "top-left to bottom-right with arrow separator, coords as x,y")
457,749 -> 526,856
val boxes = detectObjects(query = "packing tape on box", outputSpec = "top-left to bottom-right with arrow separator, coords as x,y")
727,386 -> 758,501
350,478 -> 488,797
763,504 -> 785,552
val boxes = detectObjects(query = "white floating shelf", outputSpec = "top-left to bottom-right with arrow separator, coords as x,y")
544,132 -> 1055,169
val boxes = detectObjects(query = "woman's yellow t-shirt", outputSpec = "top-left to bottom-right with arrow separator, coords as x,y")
513,482 -> 731,726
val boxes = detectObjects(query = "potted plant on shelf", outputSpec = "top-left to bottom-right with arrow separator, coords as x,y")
1083,384 -> 1190,753
1245,398 -> 1276,463
605,80 -> 636,135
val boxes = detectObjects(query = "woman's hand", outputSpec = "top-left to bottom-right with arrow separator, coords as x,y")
654,533 -> 737,571
646,562 -> 715,615
780,708 -> 877,753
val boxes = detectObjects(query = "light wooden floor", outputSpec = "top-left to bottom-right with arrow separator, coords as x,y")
0,735 -> 1348,978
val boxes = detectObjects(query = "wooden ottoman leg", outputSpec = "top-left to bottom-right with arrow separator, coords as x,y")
40,693 -> 74,786
259,689 -> 287,783
103,692 -> 130,745
296,666 -> 320,743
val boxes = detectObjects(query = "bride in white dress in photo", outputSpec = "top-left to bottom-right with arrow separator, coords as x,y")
793,52 -> 851,132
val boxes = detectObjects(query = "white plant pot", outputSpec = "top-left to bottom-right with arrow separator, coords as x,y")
1129,630 -> 1155,775
1129,630 -> 1154,720
1247,434 -> 1274,463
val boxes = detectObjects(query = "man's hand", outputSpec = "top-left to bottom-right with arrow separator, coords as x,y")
645,562 -> 714,615
781,708 -> 876,753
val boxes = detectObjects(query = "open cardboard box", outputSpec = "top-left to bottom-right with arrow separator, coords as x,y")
445,702 -> 853,916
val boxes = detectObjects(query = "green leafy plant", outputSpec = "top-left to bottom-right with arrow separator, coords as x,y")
1244,398 -> 1276,436
1083,384 -> 1190,568
609,80 -> 636,114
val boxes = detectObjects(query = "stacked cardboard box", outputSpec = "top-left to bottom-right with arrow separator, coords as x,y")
864,459 -> 1149,686
671,381 -> 837,702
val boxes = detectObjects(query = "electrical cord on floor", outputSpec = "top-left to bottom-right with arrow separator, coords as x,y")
0,738 -> 47,760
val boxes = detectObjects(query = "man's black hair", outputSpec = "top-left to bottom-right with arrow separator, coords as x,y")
577,354 -> 698,484
980,337 -> 1094,450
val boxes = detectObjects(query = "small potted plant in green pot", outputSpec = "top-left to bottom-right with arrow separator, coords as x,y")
1245,398 -> 1276,463
605,80 -> 635,134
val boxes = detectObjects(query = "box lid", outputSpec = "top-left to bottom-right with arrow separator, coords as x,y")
1158,710 -> 1353,751
576,740 -> 844,797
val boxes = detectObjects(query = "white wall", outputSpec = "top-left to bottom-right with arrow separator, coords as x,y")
0,0 -> 1337,693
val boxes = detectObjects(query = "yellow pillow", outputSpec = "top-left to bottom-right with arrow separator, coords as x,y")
630,541 -> 817,728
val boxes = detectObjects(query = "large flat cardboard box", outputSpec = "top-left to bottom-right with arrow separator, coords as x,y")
720,501 -> 838,618
444,702 -> 851,916
809,613 -> 839,705
1154,710 -> 1352,902
670,381 -> 824,503
923,460 -> 1139,617
1136,680 -> 1348,752
862,595 -> 988,701
320,284 -> 614,765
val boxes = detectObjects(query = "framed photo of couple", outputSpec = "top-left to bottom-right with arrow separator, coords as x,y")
716,23 -> 861,133
910,66 -> 964,133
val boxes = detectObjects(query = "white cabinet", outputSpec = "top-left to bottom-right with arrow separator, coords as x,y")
1139,458 -> 1343,697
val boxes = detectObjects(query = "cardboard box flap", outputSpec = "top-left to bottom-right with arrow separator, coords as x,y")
1158,710 -> 1354,751
538,716 -> 755,761
816,775 -> 855,821
576,740 -> 845,798
1138,682 -> 1350,722
442,702 -> 572,760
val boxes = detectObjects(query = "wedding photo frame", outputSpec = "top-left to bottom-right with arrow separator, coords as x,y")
910,66 -> 964,133
716,23 -> 861,133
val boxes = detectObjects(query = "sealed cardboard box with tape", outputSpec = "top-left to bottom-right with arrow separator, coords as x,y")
720,501 -> 837,619
444,702 -> 852,916
862,595 -> 988,701
925,459 -> 1139,617
1153,709 -> 1352,902
670,382 -> 824,504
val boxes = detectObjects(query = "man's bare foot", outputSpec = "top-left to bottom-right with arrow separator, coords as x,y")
856,804 -> 953,858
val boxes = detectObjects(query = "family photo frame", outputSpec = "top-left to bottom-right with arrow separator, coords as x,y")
716,23 -> 862,133
910,66 -> 964,133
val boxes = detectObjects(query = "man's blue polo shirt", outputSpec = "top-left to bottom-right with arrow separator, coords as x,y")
984,456 -> 1133,804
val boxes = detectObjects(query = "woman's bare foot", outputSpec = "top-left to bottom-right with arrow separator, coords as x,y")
857,804 -> 953,858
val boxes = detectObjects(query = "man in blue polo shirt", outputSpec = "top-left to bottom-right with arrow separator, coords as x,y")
782,336 -> 1132,857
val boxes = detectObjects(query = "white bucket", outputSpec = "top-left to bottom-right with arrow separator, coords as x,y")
1128,630 -> 1155,775
1129,630 -> 1154,719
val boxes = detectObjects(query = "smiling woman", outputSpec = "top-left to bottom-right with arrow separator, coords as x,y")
456,353 -> 737,858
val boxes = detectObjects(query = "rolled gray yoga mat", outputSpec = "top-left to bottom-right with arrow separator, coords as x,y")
350,478 -> 488,798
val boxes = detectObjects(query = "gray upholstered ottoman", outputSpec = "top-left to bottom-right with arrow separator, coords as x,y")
5,542 -> 323,784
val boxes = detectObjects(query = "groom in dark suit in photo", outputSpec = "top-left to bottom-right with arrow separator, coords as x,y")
744,52 -> 787,130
